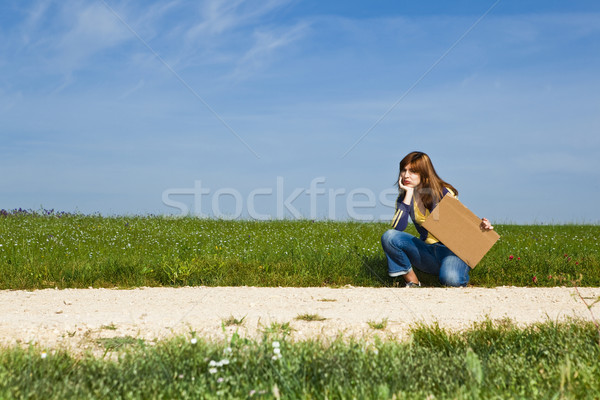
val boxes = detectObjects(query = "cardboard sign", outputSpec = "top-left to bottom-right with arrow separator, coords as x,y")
422,196 -> 500,268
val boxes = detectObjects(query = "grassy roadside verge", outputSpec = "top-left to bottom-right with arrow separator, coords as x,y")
1,319 -> 598,399
1,212 -> 599,289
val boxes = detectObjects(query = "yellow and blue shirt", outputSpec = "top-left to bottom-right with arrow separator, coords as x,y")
391,187 -> 455,244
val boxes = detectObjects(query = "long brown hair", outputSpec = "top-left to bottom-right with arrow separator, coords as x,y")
397,151 -> 458,210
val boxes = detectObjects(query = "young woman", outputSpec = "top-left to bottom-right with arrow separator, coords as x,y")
381,151 -> 493,287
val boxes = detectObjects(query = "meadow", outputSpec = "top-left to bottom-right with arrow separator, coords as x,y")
1,209 -> 599,399
1,319 -> 599,399
0,209 -> 598,289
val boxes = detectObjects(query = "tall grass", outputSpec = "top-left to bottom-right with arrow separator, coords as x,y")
1,319 -> 598,399
0,211 -> 599,289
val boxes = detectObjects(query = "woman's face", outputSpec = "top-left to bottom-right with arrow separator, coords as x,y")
400,164 -> 421,188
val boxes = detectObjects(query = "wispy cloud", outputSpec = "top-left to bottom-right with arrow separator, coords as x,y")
51,3 -> 131,74
169,0 -> 308,81
19,0 -> 52,44
229,21 -> 310,80
187,0 -> 293,38
3,1 -> 133,92
119,79 -> 146,99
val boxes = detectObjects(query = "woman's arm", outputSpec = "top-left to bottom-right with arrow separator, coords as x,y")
391,191 -> 411,231
399,178 -> 414,205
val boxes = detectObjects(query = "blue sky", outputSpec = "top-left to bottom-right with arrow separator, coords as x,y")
1,0 -> 599,223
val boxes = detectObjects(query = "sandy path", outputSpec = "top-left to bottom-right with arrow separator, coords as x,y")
1,286 -> 599,350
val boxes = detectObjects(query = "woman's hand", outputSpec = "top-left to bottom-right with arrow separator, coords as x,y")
398,177 -> 414,192
399,177 -> 414,205
480,218 -> 494,231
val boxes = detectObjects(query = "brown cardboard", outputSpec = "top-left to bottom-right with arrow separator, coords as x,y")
422,196 -> 500,269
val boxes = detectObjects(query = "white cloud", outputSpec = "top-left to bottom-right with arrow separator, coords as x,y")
187,0 -> 293,38
52,3 -> 131,70
3,1 -> 135,93
20,0 -> 52,44
119,79 -> 146,99
229,21 -> 310,80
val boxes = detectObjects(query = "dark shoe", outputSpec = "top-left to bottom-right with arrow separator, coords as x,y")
405,281 -> 421,288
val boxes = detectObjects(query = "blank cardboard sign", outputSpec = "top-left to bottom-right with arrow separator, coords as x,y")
422,195 -> 500,269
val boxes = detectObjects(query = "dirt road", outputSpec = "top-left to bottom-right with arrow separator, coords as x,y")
1,286 -> 599,350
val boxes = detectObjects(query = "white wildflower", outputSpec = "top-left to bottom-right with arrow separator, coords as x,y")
41,352 -> 47,359
190,337 -> 197,345
209,367 -> 218,374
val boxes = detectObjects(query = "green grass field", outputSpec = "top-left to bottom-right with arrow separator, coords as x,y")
0,210 -> 598,289
1,210 -> 599,398
1,319 -> 598,399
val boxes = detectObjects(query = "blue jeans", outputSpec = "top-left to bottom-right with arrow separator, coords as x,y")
381,229 -> 470,287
